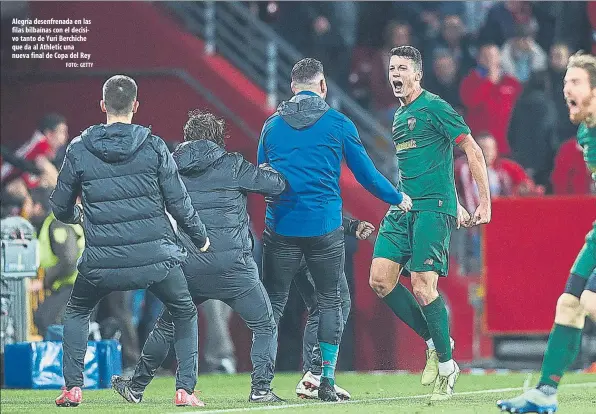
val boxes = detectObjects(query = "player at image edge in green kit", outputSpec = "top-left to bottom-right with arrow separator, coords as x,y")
497,51 -> 596,414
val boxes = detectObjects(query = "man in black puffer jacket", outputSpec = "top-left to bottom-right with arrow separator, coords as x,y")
50,76 -> 209,408
112,110 -> 286,404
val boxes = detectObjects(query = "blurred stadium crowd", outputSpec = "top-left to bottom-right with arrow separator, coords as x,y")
255,1 -> 595,195
252,0 -> 596,274
1,1 -> 595,374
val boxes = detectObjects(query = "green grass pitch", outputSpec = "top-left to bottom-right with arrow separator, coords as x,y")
1,372 -> 595,413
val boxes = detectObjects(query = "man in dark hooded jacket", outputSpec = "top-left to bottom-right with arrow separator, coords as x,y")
111,110 -> 287,404
257,57 -> 412,401
50,75 -> 209,408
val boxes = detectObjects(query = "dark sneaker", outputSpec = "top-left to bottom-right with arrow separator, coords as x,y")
111,375 -> 143,404
318,377 -> 340,402
248,389 -> 285,403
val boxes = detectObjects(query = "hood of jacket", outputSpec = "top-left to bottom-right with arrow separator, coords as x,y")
81,123 -> 151,163
173,139 -> 227,175
277,91 -> 330,130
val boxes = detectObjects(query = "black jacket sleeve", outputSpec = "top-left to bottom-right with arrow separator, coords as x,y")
235,155 -> 286,196
49,145 -> 82,224
156,138 -> 208,248
43,220 -> 79,290
342,217 -> 360,237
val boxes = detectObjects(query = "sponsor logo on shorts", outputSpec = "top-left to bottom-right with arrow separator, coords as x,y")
424,258 -> 434,265
438,200 -> 443,207
408,117 -> 416,130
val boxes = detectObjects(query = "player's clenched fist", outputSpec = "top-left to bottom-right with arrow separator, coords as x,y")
199,237 -> 210,252
356,221 -> 375,240
397,193 -> 413,212
472,203 -> 491,225
456,204 -> 472,229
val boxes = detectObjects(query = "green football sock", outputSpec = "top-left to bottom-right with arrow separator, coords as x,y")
538,324 -> 582,388
422,296 -> 452,363
383,283 -> 432,341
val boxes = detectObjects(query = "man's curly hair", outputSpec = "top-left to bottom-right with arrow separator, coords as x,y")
567,51 -> 596,89
183,110 -> 226,148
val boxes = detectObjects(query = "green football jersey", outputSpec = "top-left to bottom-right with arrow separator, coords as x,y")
577,122 -> 596,180
390,90 -> 471,217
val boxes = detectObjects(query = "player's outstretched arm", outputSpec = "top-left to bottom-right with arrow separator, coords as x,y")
235,155 -> 286,196
458,134 -> 491,225
342,118 -> 411,211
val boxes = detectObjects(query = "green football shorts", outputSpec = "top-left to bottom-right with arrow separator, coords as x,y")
570,221 -> 596,279
373,210 -> 456,277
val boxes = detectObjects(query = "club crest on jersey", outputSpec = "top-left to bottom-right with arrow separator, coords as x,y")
408,117 -> 416,130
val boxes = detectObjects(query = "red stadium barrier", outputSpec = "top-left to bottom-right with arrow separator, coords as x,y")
484,196 -> 596,335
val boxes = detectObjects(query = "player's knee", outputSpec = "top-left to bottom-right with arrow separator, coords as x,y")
170,299 -> 198,321
156,317 -> 175,337
64,300 -> 91,318
369,275 -> 391,297
555,293 -> 585,326
369,259 -> 399,298
580,290 -> 596,320
556,293 -> 582,315
412,284 -> 437,306
253,313 -> 278,337
411,273 -> 438,306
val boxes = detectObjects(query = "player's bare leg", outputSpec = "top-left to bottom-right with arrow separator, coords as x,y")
411,271 -> 459,401
369,258 -> 402,298
580,289 -> 596,321
369,259 -> 453,386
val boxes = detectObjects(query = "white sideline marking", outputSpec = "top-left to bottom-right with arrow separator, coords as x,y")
173,381 -> 596,413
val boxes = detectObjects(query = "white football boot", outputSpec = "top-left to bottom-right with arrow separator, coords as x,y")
295,371 -> 351,400
430,361 -> 460,402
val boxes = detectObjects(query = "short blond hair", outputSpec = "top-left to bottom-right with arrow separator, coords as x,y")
567,51 -> 596,88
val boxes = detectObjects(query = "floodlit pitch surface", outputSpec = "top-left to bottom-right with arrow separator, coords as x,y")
1,372 -> 594,413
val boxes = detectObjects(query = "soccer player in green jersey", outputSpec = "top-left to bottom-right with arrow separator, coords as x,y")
370,46 -> 492,402
497,52 -> 596,414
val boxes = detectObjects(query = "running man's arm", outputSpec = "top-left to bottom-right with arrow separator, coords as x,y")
458,135 -> 491,224
236,155 -> 286,196
156,138 -> 208,249
50,145 -> 82,224
342,118 -> 404,206
430,99 -> 490,224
